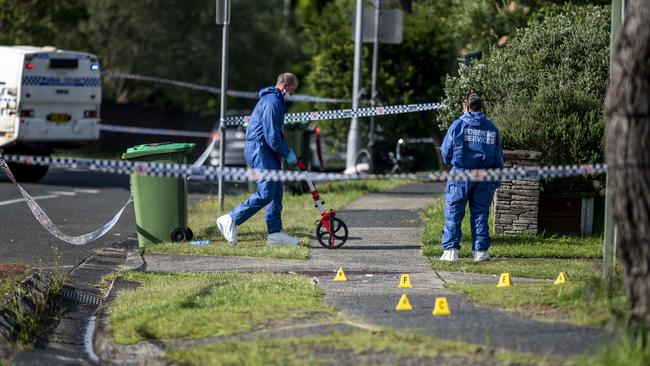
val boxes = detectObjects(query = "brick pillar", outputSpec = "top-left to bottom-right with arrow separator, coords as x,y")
493,150 -> 541,234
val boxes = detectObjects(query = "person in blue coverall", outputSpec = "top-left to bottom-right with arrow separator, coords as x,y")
216,73 -> 300,245
440,93 -> 504,262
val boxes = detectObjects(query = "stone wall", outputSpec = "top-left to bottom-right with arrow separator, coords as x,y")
493,150 -> 541,234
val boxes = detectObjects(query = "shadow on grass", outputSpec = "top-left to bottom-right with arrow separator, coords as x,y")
180,282 -> 227,309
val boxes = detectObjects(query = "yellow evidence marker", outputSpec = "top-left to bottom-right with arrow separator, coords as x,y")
398,274 -> 412,288
333,267 -> 348,281
395,293 -> 413,311
497,272 -> 512,288
554,272 -> 568,285
432,297 -> 451,316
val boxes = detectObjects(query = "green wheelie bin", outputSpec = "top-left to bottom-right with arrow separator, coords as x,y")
122,142 -> 195,246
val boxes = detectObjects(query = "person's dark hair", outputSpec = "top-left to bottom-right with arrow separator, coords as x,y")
463,92 -> 483,112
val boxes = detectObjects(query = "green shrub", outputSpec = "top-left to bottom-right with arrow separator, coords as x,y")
439,5 -> 610,166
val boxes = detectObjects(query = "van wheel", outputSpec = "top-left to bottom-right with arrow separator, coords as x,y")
6,162 -> 49,182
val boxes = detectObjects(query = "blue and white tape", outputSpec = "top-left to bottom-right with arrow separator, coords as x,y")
102,71 -> 349,104
223,102 -> 447,127
0,152 -> 607,246
1,153 -> 607,183
76,101 -> 445,140
100,124 -> 213,138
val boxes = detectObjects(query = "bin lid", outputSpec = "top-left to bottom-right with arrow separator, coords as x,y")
122,142 -> 196,160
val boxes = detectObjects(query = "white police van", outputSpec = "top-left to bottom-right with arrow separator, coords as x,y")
0,46 -> 101,181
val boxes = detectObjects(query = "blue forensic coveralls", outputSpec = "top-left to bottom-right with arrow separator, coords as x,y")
230,86 -> 293,234
440,111 -> 504,252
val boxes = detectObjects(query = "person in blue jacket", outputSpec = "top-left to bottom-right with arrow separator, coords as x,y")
216,73 -> 300,245
440,93 -> 504,262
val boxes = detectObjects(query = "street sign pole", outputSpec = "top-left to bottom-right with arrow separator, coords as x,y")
369,0 -> 381,151
346,0 -> 363,171
217,0 -> 231,211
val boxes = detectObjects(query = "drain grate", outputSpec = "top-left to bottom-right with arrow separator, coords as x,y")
60,286 -> 103,305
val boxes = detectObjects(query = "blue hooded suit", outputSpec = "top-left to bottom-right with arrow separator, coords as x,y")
440,112 -> 504,251
230,86 -> 293,234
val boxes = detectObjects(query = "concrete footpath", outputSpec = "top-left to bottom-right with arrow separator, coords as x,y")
122,183 -> 609,359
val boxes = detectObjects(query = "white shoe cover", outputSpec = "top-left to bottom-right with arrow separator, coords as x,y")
267,232 -> 300,246
439,249 -> 460,262
216,214 -> 237,244
473,251 -> 490,262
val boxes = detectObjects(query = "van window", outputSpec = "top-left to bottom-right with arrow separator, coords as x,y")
49,59 -> 78,69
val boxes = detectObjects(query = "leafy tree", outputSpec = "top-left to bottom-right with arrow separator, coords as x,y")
439,5 -> 610,168
0,0 -> 88,45
298,0 -> 457,157
450,0 -> 531,52
59,0 -> 302,114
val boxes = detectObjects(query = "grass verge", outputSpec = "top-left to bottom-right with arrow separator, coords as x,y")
0,263 -> 33,295
143,179 -> 412,259
110,271 -> 334,344
422,197 -> 628,328
421,198 -> 602,279
585,333 -> 650,366
1,269 -> 65,347
447,275 -> 628,327
167,330 -> 555,366
433,258 -> 599,281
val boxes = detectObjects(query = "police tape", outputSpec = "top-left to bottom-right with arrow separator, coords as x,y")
0,157 -> 133,245
102,71 -> 349,104
223,102 -> 447,127
1,153 -> 608,183
100,124 -> 214,138
0,152 -> 608,246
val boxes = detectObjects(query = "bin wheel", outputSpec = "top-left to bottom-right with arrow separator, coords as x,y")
316,218 -> 348,249
171,227 -> 191,242
186,227 -> 194,241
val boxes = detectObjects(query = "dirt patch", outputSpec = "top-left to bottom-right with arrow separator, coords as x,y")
0,263 -> 32,300
0,264 -> 31,282
514,304 -> 573,323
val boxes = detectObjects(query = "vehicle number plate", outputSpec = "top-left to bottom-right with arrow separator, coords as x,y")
47,113 -> 71,123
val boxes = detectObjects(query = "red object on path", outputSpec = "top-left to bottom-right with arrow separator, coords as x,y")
296,158 -> 349,249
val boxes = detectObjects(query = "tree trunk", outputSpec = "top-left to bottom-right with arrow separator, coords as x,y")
605,0 -> 650,333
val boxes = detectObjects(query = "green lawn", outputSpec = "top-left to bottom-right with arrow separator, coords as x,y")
167,330 -> 553,366
585,334 -> 650,366
143,180 -> 412,259
432,258 -> 598,281
420,197 -> 629,327
110,271 -> 334,344
421,198 -> 602,280
448,279 -> 628,327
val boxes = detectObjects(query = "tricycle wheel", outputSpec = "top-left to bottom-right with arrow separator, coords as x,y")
316,218 -> 348,249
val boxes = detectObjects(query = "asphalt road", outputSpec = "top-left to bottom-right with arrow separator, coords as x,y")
0,167 -> 244,270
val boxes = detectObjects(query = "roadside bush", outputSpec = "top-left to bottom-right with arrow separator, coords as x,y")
439,5 -> 610,167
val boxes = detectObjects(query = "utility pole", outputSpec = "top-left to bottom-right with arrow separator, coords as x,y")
603,0 -> 625,280
346,0 -> 364,172
368,0 -> 382,154
216,0 -> 230,211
